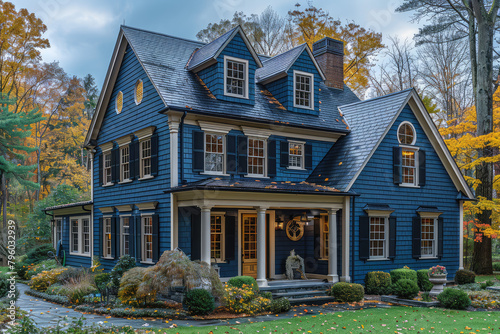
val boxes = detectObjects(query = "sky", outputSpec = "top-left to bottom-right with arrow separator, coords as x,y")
14,0 -> 421,88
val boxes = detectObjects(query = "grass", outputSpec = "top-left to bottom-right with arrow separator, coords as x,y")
475,275 -> 500,283
0,267 -> 9,274
149,307 -> 500,333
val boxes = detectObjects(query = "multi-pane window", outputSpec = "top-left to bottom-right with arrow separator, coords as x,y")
70,216 -> 91,255
204,134 -> 224,173
398,122 -> 415,145
141,139 -> 151,178
135,79 -> 143,105
115,91 -> 123,114
321,216 -> 329,260
294,72 -> 313,108
369,217 -> 387,259
289,142 -> 304,168
121,146 -> 130,181
421,218 -> 436,257
83,218 -> 90,254
103,218 -> 112,258
71,219 -> 79,253
54,218 -> 62,248
103,152 -> 112,185
225,58 -> 246,98
142,216 -> 153,262
211,214 -> 224,261
402,150 -> 416,185
121,217 -> 130,256
248,138 -> 265,176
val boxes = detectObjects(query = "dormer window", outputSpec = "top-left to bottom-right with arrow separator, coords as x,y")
224,56 -> 248,99
294,70 -> 313,109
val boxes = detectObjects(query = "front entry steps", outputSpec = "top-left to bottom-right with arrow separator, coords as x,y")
260,279 -> 334,305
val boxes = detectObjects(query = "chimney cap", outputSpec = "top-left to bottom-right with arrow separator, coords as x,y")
312,37 -> 344,57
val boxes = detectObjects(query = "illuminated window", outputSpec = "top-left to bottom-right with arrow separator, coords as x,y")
211,214 -> 225,261
142,216 -> 153,262
398,122 -> 415,145
135,79 -> 143,105
248,138 -> 265,176
289,142 -> 304,169
103,217 -> 112,258
121,217 -> 130,256
116,91 -> 123,114
402,149 -> 417,186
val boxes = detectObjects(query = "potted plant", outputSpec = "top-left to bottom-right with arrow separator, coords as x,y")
428,265 -> 448,296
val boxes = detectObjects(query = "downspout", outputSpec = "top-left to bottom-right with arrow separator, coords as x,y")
351,196 -> 355,283
179,111 -> 187,185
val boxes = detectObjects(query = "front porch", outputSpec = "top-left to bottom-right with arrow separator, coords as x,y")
169,180 -> 354,287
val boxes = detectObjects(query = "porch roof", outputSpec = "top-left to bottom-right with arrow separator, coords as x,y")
166,178 -> 358,196
43,201 -> 93,212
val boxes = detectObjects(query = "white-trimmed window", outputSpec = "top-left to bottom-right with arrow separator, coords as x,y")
369,217 -> 387,259
70,216 -> 91,256
121,145 -> 130,181
53,218 -> 62,248
140,139 -> 151,178
320,215 -> 329,260
142,216 -> 153,262
211,213 -> 225,261
398,121 -> 416,145
103,152 -> 112,185
204,133 -> 225,174
121,217 -> 130,256
135,79 -> 143,105
248,138 -> 266,176
103,217 -> 112,258
402,149 -> 417,186
294,70 -> 313,109
289,142 -> 304,169
421,217 -> 437,257
224,56 -> 248,98
115,91 -> 123,114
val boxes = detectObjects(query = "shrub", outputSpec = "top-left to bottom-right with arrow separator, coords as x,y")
109,255 -> 136,294
417,269 -> 433,292
330,282 -> 364,303
183,288 -> 215,315
29,268 -> 67,292
65,282 -> 98,305
260,291 -> 273,300
480,280 -> 494,290
118,267 -> 148,303
57,267 -> 89,285
25,244 -> 56,264
0,274 -> 10,299
493,262 -> 500,271
438,288 -> 471,310
390,268 -> 417,285
224,284 -> 270,315
421,292 -> 432,302
364,271 -> 391,295
25,259 -> 60,280
95,273 -> 111,293
392,279 -> 420,299
455,269 -> 476,285
227,276 -> 259,293
270,297 -> 291,313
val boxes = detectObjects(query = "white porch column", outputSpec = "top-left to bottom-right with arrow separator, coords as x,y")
341,197 -> 351,282
200,206 -> 212,266
256,207 -> 268,287
168,119 -> 180,188
327,209 -> 339,282
459,200 -> 464,270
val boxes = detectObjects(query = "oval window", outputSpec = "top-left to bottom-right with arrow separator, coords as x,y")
115,91 -> 123,114
397,122 -> 416,145
135,79 -> 143,105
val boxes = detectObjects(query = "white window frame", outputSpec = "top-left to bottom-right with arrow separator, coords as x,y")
140,138 -> 152,179
401,146 -> 419,187
369,216 -> 388,260
69,215 -> 91,256
120,145 -> 130,182
288,141 -> 305,169
121,216 -> 131,257
420,217 -> 438,258
204,133 -> 225,175
102,217 -> 113,258
247,137 -> 267,177
134,79 -> 144,105
223,55 -> 249,99
141,215 -> 153,263
397,121 -> 416,145
103,152 -> 113,186
53,218 -> 62,249
293,70 -> 314,110
211,212 -> 226,262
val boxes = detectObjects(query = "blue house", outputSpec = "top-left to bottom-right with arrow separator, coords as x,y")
44,25 -> 474,286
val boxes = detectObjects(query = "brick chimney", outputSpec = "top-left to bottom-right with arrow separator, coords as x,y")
312,37 -> 344,90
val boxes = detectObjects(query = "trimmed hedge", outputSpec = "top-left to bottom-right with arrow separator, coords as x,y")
390,268 -> 417,285
330,282 -> 364,303
438,288 -> 471,310
25,288 -> 70,305
493,262 -> 500,271
455,270 -> 476,285
417,269 -> 433,292
227,276 -> 259,292
392,279 -> 420,299
364,271 -> 391,295
183,288 -> 215,315
270,298 -> 291,313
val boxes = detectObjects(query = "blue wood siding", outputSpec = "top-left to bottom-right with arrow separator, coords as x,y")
57,215 -> 92,268
350,105 -> 460,283
92,44 -> 171,271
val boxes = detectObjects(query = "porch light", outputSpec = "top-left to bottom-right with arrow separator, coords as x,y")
275,216 -> 284,230
299,212 -> 309,224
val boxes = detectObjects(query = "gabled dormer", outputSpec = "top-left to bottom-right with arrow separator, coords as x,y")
187,26 -> 262,105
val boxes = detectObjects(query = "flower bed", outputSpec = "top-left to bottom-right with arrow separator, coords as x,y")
25,288 -> 71,306
467,291 -> 500,309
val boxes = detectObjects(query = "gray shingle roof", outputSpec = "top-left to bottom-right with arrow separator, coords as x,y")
255,45 -> 306,83
44,201 -> 93,212
307,89 -> 414,191
186,27 -> 238,71
122,26 -> 360,132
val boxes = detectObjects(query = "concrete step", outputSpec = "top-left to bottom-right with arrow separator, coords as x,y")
261,282 -> 332,292
272,290 -> 329,299
287,295 -> 336,305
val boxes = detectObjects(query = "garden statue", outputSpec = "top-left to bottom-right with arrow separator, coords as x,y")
285,249 -> 307,280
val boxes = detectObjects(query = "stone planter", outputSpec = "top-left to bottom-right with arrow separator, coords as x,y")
428,274 -> 447,296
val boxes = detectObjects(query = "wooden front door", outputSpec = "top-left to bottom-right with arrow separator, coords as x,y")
242,213 -> 257,278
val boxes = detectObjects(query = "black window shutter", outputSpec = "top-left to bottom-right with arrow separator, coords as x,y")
135,215 -> 142,261
191,210 -> 201,261
267,139 -> 277,177
129,217 -> 135,261
98,217 -> 103,258
237,136 -> 248,174
225,215 -> 236,261
151,132 -> 159,176
393,147 -> 403,184
418,150 -> 426,186
359,216 -> 370,261
388,216 -> 397,259
305,143 -> 313,170
111,147 -> 119,183
226,135 -> 237,174
313,217 -> 321,259
99,154 -> 103,185
152,214 -> 160,262
193,130 -> 204,172
412,217 -> 421,259
280,141 -> 289,167
110,216 -> 116,259
437,217 -> 444,259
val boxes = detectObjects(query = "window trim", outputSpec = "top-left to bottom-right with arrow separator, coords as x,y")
288,140 -> 305,170
120,145 -> 131,182
141,215 -> 154,263
293,70 -> 314,110
120,216 -> 131,257
247,137 -> 267,177
368,216 -> 389,260
140,138 -> 152,179
210,212 -> 226,262
223,55 -> 249,99
420,217 -> 438,258
400,146 -> 419,187
69,215 -> 91,257
53,218 -> 62,249
102,151 -> 113,186
204,132 -> 226,175
115,91 -> 123,114
102,217 -> 113,259
134,79 -> 144,105
397,121 -> 416,145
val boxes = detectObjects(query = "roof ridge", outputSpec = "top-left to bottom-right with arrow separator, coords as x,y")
121,25 -> 204,46
261,44 -> 306,64
339,88 -> 414,109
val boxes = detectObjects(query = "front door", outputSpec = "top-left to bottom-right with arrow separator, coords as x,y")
242,213 -> 257,278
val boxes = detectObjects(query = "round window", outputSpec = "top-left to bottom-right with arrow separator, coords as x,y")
135,79 -> 143,105
115,91 -> 123,114
286,219 -> 305,241
397,122 -> 416,145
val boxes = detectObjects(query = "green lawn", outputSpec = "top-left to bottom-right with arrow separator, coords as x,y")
0,267 -> 9,274
476,275 -> 500,283
153,307 -> 499,333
